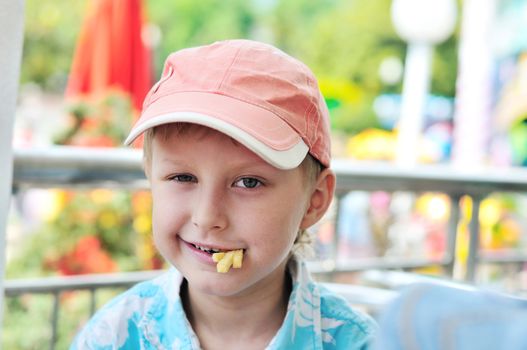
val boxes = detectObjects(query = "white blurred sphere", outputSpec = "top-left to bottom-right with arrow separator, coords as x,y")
391,0 -> 457,44
379,56 -> 404,85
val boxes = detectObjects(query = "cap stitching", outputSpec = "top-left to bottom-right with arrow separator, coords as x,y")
143,65 -> 173,108
217,42 -> 244,91
303,76 -> 318,147
304,100 -> 315,148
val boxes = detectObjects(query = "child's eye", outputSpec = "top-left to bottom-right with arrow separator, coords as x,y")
234,177 -> 262,189
169,174 -> 197,183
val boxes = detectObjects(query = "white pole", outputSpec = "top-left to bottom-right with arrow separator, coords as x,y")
396,43 -> 433,166
451,0 -> 496,167
0,0 -> 25,334
391,0 -> 457,168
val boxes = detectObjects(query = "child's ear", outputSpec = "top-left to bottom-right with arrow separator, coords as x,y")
300,168 -> 336,229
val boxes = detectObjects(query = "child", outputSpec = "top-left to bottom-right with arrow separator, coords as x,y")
71,39 -> 376,349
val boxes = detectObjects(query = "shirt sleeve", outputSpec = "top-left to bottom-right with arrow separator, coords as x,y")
69,292 -> 145,350
70,275 -> 176,350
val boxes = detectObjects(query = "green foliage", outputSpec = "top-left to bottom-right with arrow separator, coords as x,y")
3,289 -> 123,350
272,0 -> 400,90
54,92 -> 134,147
146,0 -> 256,77
432,36 -> 460,96
21,0 -> 86,92
267,0 -> 337,53
3,295 -> 53,349
6,190 -> 140,279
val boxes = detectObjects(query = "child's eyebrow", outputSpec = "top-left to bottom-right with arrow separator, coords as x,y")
159,157 -> 190,167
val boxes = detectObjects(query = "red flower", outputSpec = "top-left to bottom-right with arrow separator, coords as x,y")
55,235 -> 117,275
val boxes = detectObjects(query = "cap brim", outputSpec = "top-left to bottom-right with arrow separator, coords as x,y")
125,92 -> 309,169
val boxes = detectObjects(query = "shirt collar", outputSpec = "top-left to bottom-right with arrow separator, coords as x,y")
165,255 -> 322,349
266,255 -> 323,349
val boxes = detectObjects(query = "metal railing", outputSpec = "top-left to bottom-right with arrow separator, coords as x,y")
13,147 -> 527,278
4,270 -> 160,349
7,146 -> 527,349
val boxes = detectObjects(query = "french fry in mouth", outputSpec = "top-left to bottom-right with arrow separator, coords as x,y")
215,251 -> 234,273
212,249 -> 243,273
232,249 -> 243,268
212,252 -> 225,262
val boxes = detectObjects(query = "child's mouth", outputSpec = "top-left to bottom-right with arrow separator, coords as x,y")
184,239 -> 245,272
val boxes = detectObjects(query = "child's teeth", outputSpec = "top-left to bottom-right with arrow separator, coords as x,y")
195,244 -> 223,254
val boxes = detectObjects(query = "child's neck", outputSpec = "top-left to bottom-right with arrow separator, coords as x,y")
181,264 -> 292,350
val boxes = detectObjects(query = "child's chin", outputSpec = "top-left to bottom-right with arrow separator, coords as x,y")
192,276 -> 247,297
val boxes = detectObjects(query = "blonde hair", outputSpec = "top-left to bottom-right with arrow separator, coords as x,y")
143,124 -> 323,258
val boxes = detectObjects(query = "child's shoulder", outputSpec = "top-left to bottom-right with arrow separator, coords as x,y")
98,269 -> 178,312
317,283 -> 378,343
71,270 -> 183,349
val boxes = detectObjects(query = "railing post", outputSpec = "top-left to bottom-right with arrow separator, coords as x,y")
445,194 -> 461,276
331,193 -> 344,263
50,292 -> 60,350
466,195 -> 483,282
325,192 -> 345,279
0,0 -> 25,336
90,288 -> 97,316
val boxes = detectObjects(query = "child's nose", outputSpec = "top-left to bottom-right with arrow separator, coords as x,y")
191,186 -> 228,232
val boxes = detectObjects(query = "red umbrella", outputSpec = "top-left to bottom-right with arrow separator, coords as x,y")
65,0 -> 152,113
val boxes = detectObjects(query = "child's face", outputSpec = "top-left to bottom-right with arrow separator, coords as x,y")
147,125 -> 314,297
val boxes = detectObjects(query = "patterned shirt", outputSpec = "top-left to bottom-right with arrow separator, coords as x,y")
71,257 -> 376,349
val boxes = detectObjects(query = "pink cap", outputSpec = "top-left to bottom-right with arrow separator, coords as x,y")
125,39 -> 331,169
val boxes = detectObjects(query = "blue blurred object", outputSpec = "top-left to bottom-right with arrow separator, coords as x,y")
373,93 -> 454,129
372,283 -> 527,350
336,192 -> 375,259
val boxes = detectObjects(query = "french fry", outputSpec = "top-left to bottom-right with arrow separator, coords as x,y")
212,252 -> 225,262
216,251 -> 234,273
232,249 -> 243,268
213,249 -> 244,273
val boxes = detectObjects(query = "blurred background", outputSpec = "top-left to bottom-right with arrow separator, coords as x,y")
4,0 -> 527,348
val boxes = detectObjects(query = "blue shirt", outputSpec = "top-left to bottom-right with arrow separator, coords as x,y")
71,257 -> 376,349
